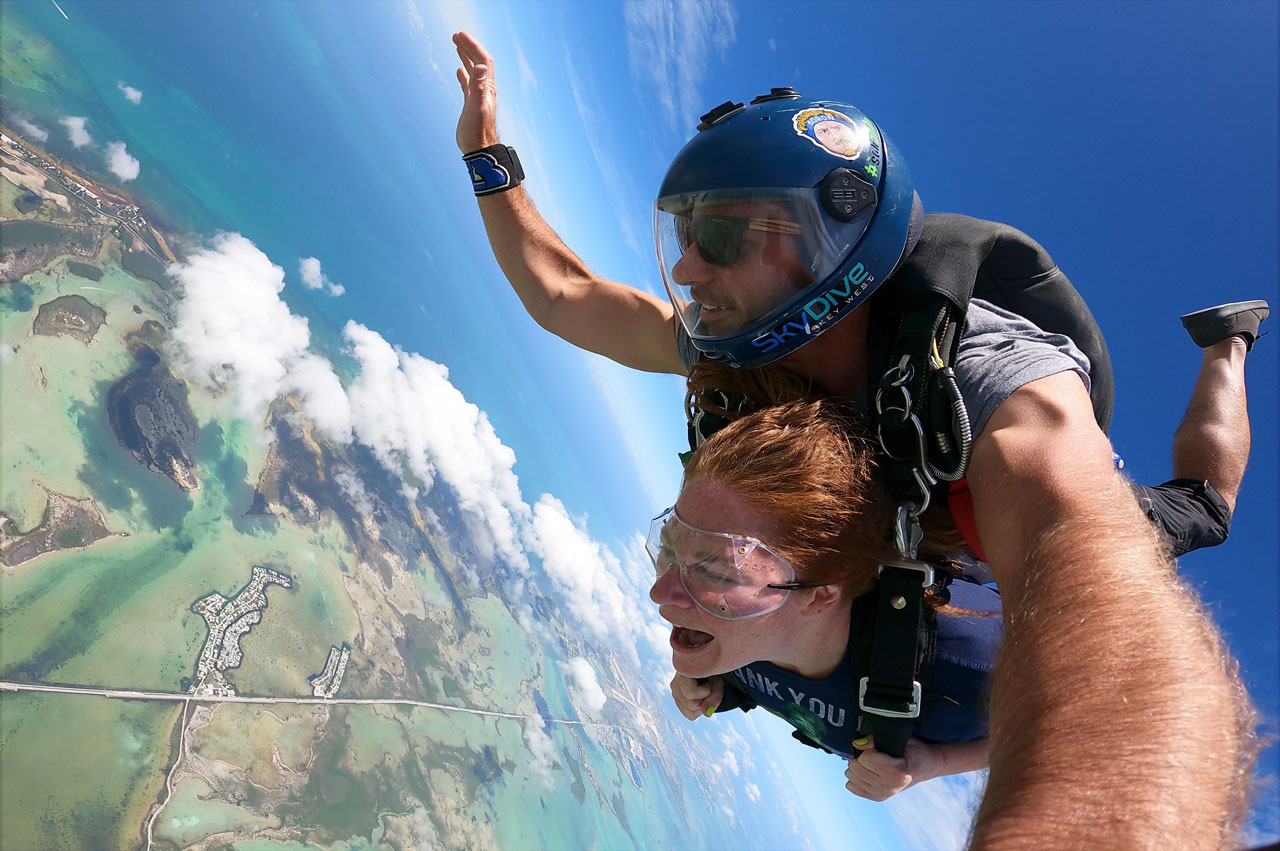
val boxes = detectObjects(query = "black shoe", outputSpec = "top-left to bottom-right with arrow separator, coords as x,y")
1180,300 -> 1270,351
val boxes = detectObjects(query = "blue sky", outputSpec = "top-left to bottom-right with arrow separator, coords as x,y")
6,0 -> 1275,845
409,0 -> 1278,842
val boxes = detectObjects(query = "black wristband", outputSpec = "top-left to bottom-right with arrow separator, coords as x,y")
463,144 -> 524,196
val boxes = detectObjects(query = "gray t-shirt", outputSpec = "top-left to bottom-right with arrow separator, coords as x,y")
956,298 -> 1091,438
676,298 -> 1090,439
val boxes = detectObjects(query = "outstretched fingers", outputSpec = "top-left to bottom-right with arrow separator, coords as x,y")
451,31 -> 499,152
453,30 -> 493,67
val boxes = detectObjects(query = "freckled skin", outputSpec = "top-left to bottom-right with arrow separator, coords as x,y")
650,477 -> 846,681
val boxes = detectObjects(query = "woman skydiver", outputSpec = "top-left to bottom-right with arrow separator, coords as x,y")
649,399 -> 999,801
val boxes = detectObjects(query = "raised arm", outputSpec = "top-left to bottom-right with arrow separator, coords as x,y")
966,371 -> 1251,848
453,32 -> 685,375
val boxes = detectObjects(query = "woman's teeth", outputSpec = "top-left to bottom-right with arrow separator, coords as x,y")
675,627 -> 714,649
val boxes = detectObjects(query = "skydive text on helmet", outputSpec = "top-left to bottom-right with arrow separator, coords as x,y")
750,264 -> 873,353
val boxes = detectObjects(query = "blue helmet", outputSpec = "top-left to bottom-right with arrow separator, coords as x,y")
655,89 -> 920,369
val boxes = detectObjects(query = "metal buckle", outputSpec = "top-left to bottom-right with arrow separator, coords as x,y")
877,558 -> 935,589
858,677 -> 923,719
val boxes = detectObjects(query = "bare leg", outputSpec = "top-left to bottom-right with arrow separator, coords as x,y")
1172,338 -> 1250,512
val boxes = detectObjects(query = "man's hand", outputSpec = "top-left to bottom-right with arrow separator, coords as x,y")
845,736 -> 937,801
448,32 -> 684,374
669,673 -> 724,721
453,31 -> 499,153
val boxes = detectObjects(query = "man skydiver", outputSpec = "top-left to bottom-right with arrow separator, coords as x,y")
452,31 -> 1259,847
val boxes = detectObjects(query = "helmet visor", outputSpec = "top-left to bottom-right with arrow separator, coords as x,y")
654,187 -> 874,343
645,506 -> 801,620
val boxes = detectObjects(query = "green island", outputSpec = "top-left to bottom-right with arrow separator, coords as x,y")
0,126 -> 689,850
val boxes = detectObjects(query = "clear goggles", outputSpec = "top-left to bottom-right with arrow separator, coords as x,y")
654,188 -> 873,342
645,506 -> 819,620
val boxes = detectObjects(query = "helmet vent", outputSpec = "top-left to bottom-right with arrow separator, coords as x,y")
697,100 -> 745,131
750,87 -> 801,104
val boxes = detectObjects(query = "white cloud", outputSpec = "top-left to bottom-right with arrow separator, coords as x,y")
60,116 -> 91,148
744,781 -> 761,802
402,0 -> 425,34
1239,778 -> 1280,848
415,0 -> 483,94
768,38 -> 776,51
0,343 -> 14,365
298,256 -> 324,289
298,256 -> 345,296
332,467 -> 374,515
10,113 -> 48,142
623,0 -> 738,133
560,656 -> 607,716
409,806 -> 441,848
522,717 -> 557,790
117,82 -> 143,104
104,141 -> 140,181
719,732 -> 743,775
286,352 -> 354,442
883,769 -> 987,849
166,233 -> 352,441
344,321 -> 530,569
164,233 -> 676,649
526,495 -> 661,662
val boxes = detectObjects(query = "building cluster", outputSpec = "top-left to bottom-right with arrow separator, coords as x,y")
1,131 -> 157,257
309,643 -> 352,699
188,566 -> 292,697
2,133 -> 105,210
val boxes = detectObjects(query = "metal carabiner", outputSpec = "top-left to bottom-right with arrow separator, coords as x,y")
894,504 -> 924,559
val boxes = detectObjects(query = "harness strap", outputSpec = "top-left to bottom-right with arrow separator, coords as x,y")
861,295 -> 970,759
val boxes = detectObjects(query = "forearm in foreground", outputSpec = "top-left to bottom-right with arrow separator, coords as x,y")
971,490 -> 1254,849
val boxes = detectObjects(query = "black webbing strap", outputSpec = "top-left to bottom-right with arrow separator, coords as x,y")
858,560 -> 934,757
861,293 -> 966,759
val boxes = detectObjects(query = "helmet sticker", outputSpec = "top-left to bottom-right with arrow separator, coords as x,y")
860,115 -> 883,178
793,108 -> 870,161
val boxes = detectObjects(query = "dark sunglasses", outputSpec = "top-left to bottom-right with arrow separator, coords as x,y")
675,215 -> 802,266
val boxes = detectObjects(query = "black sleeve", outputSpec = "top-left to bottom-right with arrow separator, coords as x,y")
1130,479 -> 1232,557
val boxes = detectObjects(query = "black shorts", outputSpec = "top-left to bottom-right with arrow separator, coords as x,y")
1131,479 -> 1232,558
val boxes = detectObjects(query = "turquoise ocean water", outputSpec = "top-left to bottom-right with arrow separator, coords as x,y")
5,0 -> 654,536
2,4 -> 824,848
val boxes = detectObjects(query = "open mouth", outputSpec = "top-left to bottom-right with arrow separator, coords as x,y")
671,625 -> 715,651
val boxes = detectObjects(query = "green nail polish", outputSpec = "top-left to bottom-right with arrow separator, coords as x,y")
853,737 -> 869,746
704,706 -> 716,717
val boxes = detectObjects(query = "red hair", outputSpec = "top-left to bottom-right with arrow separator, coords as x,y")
683,398 -> 970,608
